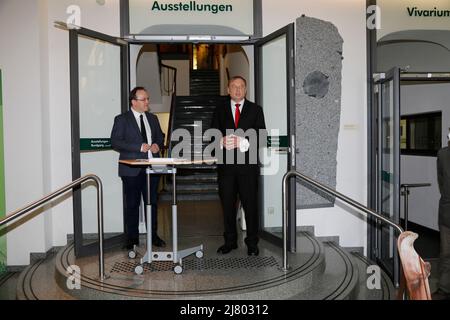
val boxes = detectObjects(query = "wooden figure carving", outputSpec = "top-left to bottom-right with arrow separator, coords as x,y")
397,231 -> 431,300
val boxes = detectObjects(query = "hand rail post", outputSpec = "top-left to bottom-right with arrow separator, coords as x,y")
281,173 -> 290,272
95,177 -> 105,281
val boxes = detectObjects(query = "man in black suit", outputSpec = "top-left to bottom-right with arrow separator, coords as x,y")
434,133 -> 450,299
111,87 -> 166,250
211,76 -> 266,256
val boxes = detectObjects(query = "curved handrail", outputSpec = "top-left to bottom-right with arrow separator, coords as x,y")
0,174 -> 106,280
160,63 -> 177,96
281,170 -> 404,272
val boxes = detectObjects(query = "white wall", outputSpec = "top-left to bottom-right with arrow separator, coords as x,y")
0,0 -> 47,266
0,0 -> 121,266
137,45 -> 162,105
161,60 -> 190,96
400,83 -> 450,231
262,0 -> 369,251
220,45 -> 250,95
378,42 -> 450,72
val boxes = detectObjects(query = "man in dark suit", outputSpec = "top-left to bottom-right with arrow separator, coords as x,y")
111,87 -> 166,250
434,133 -> 450,299
211,76 -> 266,256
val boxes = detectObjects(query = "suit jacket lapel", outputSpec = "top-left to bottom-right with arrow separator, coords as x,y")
225,98 -> 235,129
237,99 -> 251,129
126,110 -> 142,140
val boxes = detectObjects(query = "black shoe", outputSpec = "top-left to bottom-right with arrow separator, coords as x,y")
247,245 -> 259,256
217,244 -> 238,254
152,235 -> 166,247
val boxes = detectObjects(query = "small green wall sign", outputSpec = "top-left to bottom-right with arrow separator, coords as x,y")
267,136 -> 289,148
80,138 -> 112,151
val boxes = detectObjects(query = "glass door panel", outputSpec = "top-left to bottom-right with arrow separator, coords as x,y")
70,28 -> 128,256
255,24 -> 296,250
375,67 -> 401,286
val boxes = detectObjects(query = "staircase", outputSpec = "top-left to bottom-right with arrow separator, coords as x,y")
159,68 -> 224,202
161,95 -> 228,202
0,227 -> 396,300
190,70 -> 220,96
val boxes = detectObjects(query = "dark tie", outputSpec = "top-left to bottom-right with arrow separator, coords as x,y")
140,114 -> 148,144
234,104 -> 241,128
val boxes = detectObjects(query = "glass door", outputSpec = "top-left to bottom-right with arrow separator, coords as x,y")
255,24 -> 296,251
374,67 -> 401,286
69,27 -> 129,257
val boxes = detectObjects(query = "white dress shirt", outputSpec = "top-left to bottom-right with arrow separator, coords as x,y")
131,108 -> 153,159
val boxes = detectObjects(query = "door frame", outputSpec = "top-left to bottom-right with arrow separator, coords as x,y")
371,67 -> 401,286
69,26 -> 129,257
254,24 -> 297,252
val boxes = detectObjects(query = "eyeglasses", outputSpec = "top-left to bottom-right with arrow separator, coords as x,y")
135,97 -> 150,102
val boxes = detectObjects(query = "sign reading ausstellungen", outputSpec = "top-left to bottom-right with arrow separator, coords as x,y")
128,0 -> 254,36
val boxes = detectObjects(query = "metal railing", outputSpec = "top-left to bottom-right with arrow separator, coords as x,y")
400,183 -> 431,231
282,170 -> 404,272
161,63 -> 177,97
0,174 -> 105,280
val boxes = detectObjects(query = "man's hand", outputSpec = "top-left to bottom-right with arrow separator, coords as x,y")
141,143 -> 160,153
221,135 -> 239,150
150,143 -> 160,153
141,143 -> 152,153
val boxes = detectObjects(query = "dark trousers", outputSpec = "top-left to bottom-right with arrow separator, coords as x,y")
218,173 -> 259,247
122,171 -> 160,242
439,224 -> 450,293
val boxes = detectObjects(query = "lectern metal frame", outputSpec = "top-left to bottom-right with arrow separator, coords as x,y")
119,159 -> 205,274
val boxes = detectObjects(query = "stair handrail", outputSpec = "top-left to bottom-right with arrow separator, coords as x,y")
166,89 -> 177,157
282,170 -> 404,272
0,174 -> 106,280
159,63 -> 177,157
160,63 -> 177,96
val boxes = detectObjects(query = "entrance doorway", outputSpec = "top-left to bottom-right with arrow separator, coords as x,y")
67,24 -> 297,257
369,29 -> 450,286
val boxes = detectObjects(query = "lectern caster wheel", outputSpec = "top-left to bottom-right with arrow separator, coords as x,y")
135,265 -> 144,275
195,251 -> 204,259
128,250 -> 137,259
174,265 -> 183,274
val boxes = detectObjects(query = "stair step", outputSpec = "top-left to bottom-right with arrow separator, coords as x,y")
160,193 -> 220,201
350,252 -> 396,300
176,175 -> 218,183
290,241 -> 359,300
164,183 -> 218,192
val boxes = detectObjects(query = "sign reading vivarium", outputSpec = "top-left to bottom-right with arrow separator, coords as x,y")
377,0 -> 450,40
129,0 -> 254,36
407,6 -> 450,17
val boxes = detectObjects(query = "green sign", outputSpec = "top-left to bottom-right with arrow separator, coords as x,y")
381,170 -> 393,184
0,70 -> 6,275
267,135 -> 289,148
80,138 -> 112,151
